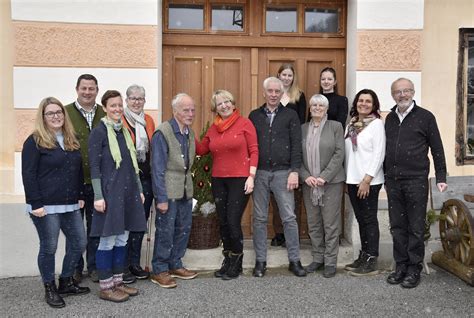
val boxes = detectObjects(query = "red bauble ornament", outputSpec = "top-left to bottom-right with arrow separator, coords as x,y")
203,165 -> 209,172
198,181 -> 204,188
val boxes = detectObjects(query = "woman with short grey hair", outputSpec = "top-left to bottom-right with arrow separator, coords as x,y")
299,94 -> 345,278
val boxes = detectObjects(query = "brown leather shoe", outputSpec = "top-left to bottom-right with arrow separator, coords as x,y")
115,283 -> 139,296
150,272 -> 177,288
169,268 -> 198,280
99,288 -> 129,302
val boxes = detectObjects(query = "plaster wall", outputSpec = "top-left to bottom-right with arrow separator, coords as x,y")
422,0 -> 474,176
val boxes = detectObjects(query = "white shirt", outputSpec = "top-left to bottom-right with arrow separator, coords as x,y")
395,101 -> 414,123
345,118 -> 386,185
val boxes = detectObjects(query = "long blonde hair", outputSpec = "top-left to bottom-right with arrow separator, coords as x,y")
277,63 -> 302,104
33,97 -> 80,151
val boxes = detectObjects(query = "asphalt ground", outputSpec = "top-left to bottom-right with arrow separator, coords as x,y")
1,265 -> 472,317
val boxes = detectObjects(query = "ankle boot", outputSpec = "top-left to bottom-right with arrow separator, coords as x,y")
345,250 -> 366,272
214,250 -> 231,278
44,281 -> 65,308
58,276 -> 90,296
351,254 -> 379,276
222,253 -> 243,280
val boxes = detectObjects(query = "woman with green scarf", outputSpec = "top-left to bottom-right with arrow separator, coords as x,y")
88,90 -> 146,303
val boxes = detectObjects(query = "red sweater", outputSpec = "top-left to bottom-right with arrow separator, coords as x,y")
196,116 -> 258,178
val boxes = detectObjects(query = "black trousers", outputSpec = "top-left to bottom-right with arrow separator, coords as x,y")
211,177 -> 249,254
71,184 -> 100,272
385,178 -> 428,272
347,184 -> 382,257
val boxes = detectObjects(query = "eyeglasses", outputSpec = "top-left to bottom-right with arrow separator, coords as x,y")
392,89 -> 414,96
128,97 -> 145,102
44,110 -> 64,118
216,100 -> 232,108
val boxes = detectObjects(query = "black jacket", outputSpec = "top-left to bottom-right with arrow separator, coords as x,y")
384,102 -> 447,183
22,135 -> 84,210
249,104 -> 302,172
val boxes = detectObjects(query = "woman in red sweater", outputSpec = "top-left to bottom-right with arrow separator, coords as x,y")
196,89 -> 258,280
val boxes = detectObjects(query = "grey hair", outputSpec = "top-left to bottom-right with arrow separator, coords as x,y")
126,84 -> 145,97
263,77 -> 284,91
171,93 -> 192,110
391,77 -> 414,91
309,94 -> 329,108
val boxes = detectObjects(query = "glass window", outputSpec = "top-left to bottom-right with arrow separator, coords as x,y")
211,5 -> 244,31
266,7 -> 297,33
466,36 -> 474,156
456,29 -> 474,164
305,8 -> 339,33
168,4 -> 204,30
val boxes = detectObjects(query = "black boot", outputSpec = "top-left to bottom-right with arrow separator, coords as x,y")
350,254 -> 379,276
44,281 -> 65,308
214,250 -> 231,278
344,250 -> 366,272
270,233 -> 285,247
58,276 -> 90,296
222,253 -> 243,280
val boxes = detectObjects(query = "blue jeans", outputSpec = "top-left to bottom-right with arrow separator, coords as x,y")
152,198 -> 192,274
127,177 -> 153,266
72,184 -> 100,273
30,210 -> 86,283
252,170 -> 300,262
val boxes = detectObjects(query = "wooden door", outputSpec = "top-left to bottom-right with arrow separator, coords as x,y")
162,0 -> 347,239
162,46 -> 252,134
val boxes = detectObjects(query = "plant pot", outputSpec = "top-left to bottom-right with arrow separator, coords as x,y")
187,214 -> 220,249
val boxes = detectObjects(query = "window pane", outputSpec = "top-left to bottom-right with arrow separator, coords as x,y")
212,5 -> 244,31
467,97 -> 474,156
468,36 -> 474,95
168,4 -> 204,30
266,7 -> 297,33
305,8 -> 339,33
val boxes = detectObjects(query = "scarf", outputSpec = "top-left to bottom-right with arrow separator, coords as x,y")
123,107 -> 149,162
213,109 -> 240,133
306,115 -> 327,206
101,117 -> 139,174
345,114 -> 377,151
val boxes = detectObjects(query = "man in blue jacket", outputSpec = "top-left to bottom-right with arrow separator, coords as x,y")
385,78 -> 448,288
249,77 -> 306,278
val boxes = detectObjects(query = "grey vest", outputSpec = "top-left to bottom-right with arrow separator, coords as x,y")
157,121 -> 195,200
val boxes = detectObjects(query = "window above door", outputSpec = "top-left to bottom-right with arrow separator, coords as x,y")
165,0 -> 248,34
164,0 -> 345,37
263,1 -> 345,37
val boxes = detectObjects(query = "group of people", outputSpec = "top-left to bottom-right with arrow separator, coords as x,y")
22,65 -> 447,308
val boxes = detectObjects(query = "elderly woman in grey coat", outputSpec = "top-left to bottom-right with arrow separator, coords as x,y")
300,94 -> 345,278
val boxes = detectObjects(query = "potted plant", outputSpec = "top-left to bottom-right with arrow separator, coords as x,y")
187,123 -> 220,249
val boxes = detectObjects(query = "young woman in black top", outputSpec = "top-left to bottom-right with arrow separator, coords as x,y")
318,67 -> 348,128
270,64 -> 308,247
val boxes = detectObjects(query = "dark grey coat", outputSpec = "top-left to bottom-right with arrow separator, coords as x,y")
89,122 -> 146,237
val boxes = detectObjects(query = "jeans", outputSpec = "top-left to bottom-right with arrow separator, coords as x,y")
252,170 -> 300,262
348,184 -> 382,257
212,177 -> 249,254
385,178 -> 429,272
151,198 -> 192,274
127,177 -> 153,267
31,210 -> 86,283
72,184 -> 100,273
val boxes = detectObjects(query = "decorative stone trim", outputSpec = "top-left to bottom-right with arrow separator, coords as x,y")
14,22 -> 158,68
357,30 -> 422,71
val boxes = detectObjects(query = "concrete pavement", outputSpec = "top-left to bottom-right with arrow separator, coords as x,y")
1,265 -> 472,317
